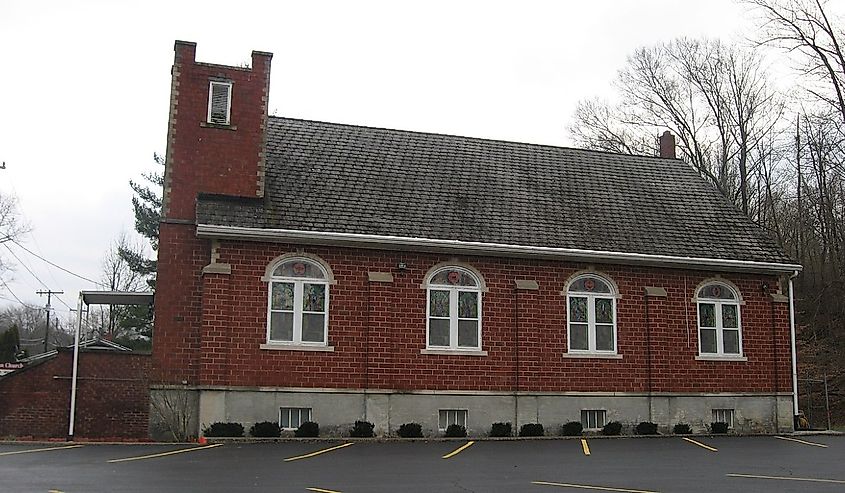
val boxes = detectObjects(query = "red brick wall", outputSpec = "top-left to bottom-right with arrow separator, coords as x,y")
0,351 -> 151,440
152,238 -> 793,395
162,41 -> 271,221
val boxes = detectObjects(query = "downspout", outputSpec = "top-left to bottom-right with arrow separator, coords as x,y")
513,286 -> 520,434
788,271 -> 800,426
644,292 -> 653,422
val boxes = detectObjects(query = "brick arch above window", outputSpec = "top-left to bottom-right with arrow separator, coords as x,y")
261,252 -> 336,284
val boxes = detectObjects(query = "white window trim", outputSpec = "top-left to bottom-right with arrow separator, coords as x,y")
425,266 -> 483,352
581,409 -> 607,431
712,408 -> 735,428
207,80 -> 232,125
265,259 -> 330,347
566,274 -> 619,355
438,409 -> 468,431
696,283 -> 743,358
279,407 -> 312,431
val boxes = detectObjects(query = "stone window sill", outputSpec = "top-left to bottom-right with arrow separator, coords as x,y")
260,343 -> 334,352
420,349 -> 488,357
695,355 -> 747,362
562,353 -> 623,360
200,121 -> 238,131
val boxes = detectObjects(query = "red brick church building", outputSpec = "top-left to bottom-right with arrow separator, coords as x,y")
152,41 -> 801,437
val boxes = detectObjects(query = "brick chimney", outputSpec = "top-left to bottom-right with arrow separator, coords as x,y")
161,41 -> 273,221
659,130 -> 676,159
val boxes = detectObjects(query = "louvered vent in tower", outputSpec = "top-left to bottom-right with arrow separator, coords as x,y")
207,81 -> 232,125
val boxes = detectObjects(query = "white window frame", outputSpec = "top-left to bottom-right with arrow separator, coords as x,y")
266,258 -> 330,346
696,282 -> 743,357
566,274 -> 618,355
581,409 -> 607,430
438,409 -> 468,431
207,80 -> 232,125
712,408 -> 734,428
425,266 -> 482,351
279,407 -> 312,431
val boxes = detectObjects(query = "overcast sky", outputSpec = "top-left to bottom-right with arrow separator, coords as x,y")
0,0 -> 796,322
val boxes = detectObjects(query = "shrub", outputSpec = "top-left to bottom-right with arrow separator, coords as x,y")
519,423 -> 544,437
560,421 -> 583,436
673,423 -> 692,435
710,422 -> 729,434
445,424 -> 466,438
249,421 -> 281,438
635,422 -> 658,435
202,422 -> 244,438
601,421 -> 623,436
350,420 -> 375,438
295,421 -> 320,438
397,423 -> 423,438
490,422 -> 512,437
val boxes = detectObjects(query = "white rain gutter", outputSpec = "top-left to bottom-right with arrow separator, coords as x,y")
196,224 -> 803,274
788,270 -> 800,421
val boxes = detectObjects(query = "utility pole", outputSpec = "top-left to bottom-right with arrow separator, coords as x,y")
37,290 -> 64,353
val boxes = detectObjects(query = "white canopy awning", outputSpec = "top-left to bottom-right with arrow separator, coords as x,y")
80,290 -> 154,306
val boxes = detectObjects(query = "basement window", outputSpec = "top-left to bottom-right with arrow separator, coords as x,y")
438,409 -> 468,431
207,80 -> 232,125
712,408 -> 734,428
581,409 -> 607,430
280,407 -> 312,430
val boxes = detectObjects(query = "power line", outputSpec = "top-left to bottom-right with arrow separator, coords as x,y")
2,243 -> 73,310
0,278 -> 30,307
9,239 -> 102,286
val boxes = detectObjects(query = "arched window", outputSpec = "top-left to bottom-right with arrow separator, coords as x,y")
425,266 -> 482,351
266,257 -> 329,345
696,282 -> 742,356
566,274 -> 617,354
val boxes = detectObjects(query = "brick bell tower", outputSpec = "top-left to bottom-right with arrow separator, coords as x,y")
153,41 -> 272,384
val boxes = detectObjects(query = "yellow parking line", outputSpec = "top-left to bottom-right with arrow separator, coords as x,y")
681,437 -> 717,452
0,445 -> 83,457
284,442 -> 353,462
442,440 -> 475,459
108,443 -> 222,463
532,480 -> 659,492
774,436 -> 828,448
581,439 -> 591,456
306,488 -> 342,493
727,473 -> 845,484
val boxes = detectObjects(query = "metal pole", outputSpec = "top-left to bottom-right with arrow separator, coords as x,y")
824,374 -> 832,431
67,293 -> 83,441
788,273 -> 799,424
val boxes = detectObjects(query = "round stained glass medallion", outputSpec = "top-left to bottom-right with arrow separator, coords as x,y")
584,278 -> 595,291
292,262 -> 306,275
447,271 -> 460,284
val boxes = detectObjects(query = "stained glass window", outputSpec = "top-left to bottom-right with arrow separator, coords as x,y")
696,282 -> 742,356
567,274 -> 616,354
267,257 -> 329,346
426,266 -> 482,350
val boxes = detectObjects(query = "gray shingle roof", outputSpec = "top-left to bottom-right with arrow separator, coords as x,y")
196,117 -> 794,265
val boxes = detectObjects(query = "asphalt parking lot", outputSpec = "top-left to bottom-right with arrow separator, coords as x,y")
0,435 -> 842,492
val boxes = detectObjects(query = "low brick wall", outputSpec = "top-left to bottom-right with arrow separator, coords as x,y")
0,350 -> 151,440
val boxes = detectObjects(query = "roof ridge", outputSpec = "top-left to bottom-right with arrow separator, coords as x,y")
268,115 -> 682,163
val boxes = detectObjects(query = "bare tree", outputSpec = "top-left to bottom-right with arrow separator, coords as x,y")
748,0 -> 845,126
0,193 -> 30,280
91,233 -> 149,341
570,38 -> 784,216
